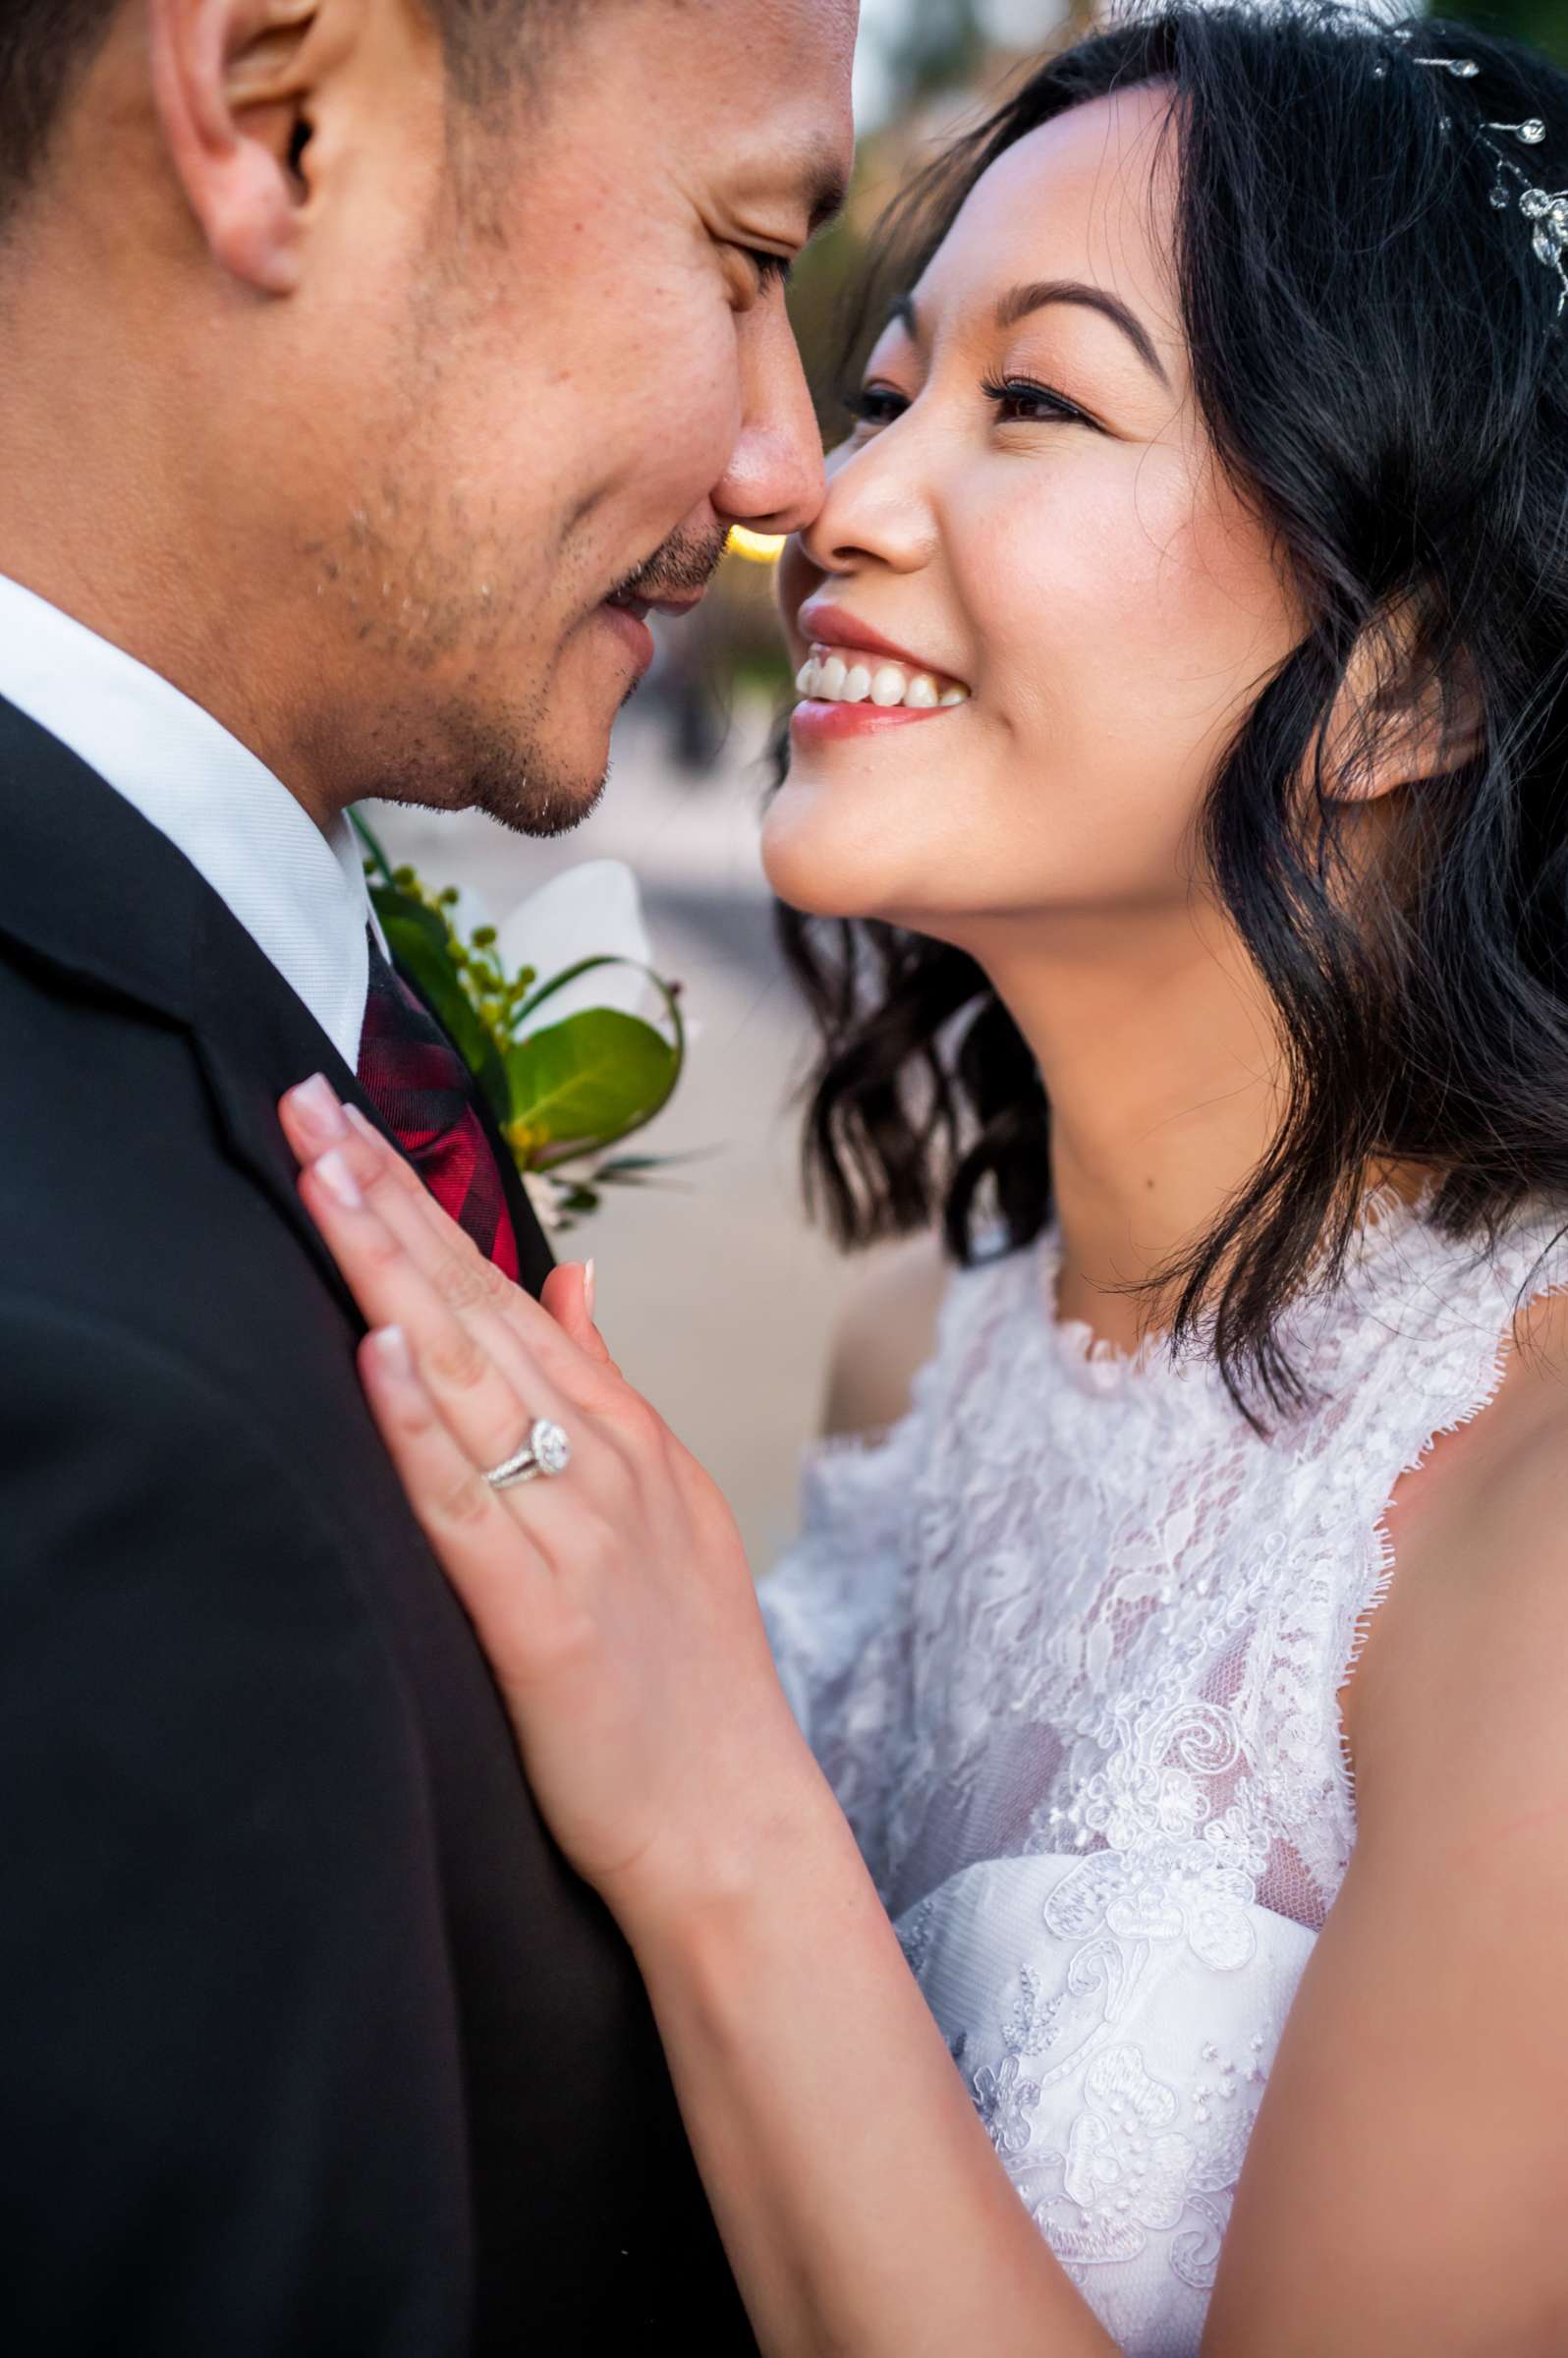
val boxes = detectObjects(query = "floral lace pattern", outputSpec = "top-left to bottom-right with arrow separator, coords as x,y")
761,1196 -> 1568,2354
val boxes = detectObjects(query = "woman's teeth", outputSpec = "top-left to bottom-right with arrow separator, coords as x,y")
794,646 -> 970,710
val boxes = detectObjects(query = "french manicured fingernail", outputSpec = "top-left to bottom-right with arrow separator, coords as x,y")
370,1325 -> 412,1379
584,1259 -> 597,1322
315,1148 -> 363,1208
288,1073 -> 349,1145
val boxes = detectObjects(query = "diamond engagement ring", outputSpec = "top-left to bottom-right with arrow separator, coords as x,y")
483,1418 -> 573,1490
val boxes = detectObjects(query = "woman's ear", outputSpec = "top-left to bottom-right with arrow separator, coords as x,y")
1321,598 -> 1484,804
146,0 -> 346,296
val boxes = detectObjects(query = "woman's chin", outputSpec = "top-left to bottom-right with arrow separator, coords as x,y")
759,782 -> 904,921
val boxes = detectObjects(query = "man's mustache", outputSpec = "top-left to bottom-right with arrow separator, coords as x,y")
608,522 -> 731,608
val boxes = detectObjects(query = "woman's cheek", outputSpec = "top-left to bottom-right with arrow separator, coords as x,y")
776,535 -> 820,666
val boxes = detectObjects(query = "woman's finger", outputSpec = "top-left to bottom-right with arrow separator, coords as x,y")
299,1145 -> 578,1483
284,1078 -> 512,1303
281,1075 -> 592,1392
358,1325 -> 553,1649
281,1077 -> 428,1207
541,1262 -> 616,1367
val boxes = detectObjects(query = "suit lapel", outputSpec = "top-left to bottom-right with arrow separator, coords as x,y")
188,891 -> 393,1319
0,695 -> 201,1024
0,692 -> 552,1310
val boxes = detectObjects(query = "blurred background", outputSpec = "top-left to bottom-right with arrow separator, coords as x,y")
372,0 -> 1562,1570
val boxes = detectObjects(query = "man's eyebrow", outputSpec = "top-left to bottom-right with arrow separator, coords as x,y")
798,141 -> 851,237
993,279 -> 1170,390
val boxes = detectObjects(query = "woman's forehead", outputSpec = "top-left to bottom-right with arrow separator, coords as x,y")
913,88 -> 1185,354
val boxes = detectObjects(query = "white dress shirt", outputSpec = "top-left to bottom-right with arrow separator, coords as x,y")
0,572 -> 374,1069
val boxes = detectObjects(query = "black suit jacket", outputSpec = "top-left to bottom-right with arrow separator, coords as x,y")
0,697 -> 753,2354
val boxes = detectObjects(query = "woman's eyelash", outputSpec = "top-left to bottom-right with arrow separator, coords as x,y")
846,383 -> 908,425
980,373 -> 1090,427
749,251 -> 794,291
845,377 -> 1092,429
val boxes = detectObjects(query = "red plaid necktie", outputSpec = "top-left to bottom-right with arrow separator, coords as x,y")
357,929 -> 521,1282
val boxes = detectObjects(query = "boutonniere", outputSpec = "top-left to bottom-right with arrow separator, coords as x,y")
353,813 -> 687,1233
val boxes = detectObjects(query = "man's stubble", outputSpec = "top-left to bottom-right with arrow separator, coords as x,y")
304,467 -> 730,838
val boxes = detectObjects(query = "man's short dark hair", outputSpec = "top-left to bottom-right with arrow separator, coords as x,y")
0,1 -> 120,223
0,0 -> 567,228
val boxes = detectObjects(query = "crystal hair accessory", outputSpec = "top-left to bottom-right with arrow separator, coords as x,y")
1379,26 -> 1567,318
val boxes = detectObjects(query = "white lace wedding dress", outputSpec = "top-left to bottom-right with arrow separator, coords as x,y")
759,1196 -> 1568,2355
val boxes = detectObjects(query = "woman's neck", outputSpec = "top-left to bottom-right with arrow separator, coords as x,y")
974,894 -> 1413,1354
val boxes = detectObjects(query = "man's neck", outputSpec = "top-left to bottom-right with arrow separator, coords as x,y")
0,251 -> 343,837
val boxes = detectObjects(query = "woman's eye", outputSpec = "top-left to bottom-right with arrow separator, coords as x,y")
846,383 -> 909,428
981,373 -> 1091,428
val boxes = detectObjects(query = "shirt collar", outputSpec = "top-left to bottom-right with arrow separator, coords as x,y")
0,572 -> 372,1070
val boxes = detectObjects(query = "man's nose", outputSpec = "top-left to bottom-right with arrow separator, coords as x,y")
712,307 -> 827,539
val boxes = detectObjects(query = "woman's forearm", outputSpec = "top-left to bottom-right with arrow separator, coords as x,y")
626,1785 -> 1117,2358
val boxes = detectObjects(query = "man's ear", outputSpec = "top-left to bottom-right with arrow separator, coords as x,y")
147,0 -> 348,295
1320,597 -> 1484,805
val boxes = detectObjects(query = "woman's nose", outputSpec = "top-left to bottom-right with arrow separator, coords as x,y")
795,424 -> 938,580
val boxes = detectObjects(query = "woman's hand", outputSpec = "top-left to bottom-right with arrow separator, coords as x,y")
278,1077 -> 1119,2358
278,1074 -> 827,1940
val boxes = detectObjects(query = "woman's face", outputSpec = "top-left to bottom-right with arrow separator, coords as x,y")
763,82 -> 1307,941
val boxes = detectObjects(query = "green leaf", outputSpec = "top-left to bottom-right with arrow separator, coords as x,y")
515,953 -> 637,1028
596,1148 -> 715,1176
370,884 -> 510,1122
590,1150 -> 709,1194
505,1008 -> 678,1158
515,954 -> 685,1052
350,807 -> 397,887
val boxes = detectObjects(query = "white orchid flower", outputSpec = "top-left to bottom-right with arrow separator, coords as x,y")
495,859 -> 662,1040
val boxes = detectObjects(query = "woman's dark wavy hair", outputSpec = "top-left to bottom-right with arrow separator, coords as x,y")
776,0 -> 1568,1415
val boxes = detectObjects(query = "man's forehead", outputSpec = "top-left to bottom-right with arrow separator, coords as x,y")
620,0 -> 855,229
736,0 -> 859,50
693,0 -> 857,112
696,0 -> 855,226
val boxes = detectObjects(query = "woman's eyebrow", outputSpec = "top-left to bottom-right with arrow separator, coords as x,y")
885,283 -> 1170,391
884,293 -> 922,345
993,278 -> 1170,390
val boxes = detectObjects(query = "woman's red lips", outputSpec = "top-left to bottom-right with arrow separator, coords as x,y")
794,600 -> 954,682
790,698 -> 949,747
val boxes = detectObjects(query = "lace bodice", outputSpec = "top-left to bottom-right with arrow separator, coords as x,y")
760,1197 -> 1568,2355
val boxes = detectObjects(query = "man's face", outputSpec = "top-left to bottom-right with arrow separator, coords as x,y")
251,0 -> 856,830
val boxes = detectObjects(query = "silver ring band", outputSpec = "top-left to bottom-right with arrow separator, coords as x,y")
483,1417 -> 573,1490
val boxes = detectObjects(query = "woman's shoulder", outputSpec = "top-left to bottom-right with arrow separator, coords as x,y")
1350,1281 -> 1568,1810
820,1234 -> 955,1443
1218,1296 -> 1568,2353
